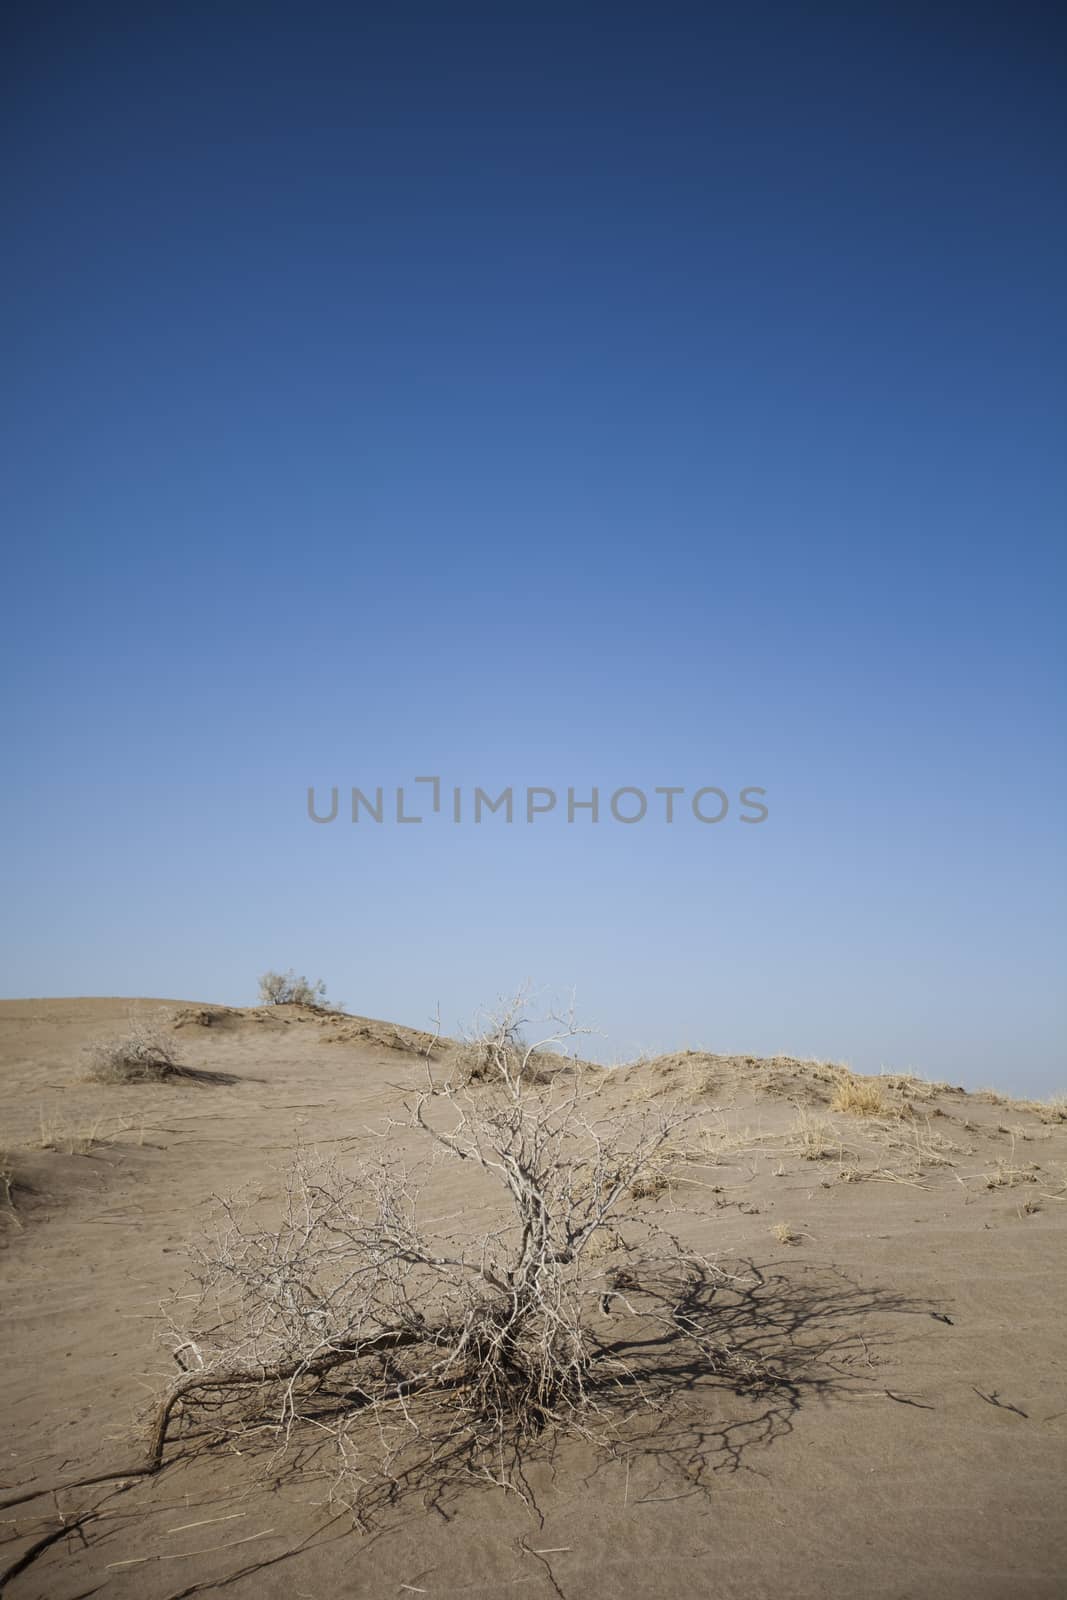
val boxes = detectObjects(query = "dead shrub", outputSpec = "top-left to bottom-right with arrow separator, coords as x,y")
156,990 -> 728,1520
86,1024 -> 188,1083
85,1024 -> 236,1086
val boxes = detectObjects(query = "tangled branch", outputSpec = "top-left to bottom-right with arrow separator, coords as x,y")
155,989 -> 722,1514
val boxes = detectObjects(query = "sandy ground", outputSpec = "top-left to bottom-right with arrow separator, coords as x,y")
1,997 -> 1065,1599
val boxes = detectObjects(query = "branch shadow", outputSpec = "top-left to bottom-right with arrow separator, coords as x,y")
3,1258 -> 940,1593
234,1255 -> 938,1527
582,1255 -> 936,1493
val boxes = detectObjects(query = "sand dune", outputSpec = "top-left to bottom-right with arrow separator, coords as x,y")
1,998 -> 1065,1598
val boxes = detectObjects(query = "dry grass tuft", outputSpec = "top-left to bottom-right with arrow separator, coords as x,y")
954,1089 -> 1066,1126
625,1138 -> 695,1200
628,1172 -> 671,1200
829,1074 -> 899,1117
325,1018 -> 441,1055
879,1073 -> 954,1103
868,1117 -> 968,1178
1016,1094 -> 1067,1126
771,1221 -> 801,1245
625,1072 -> 668,1106
786,1107 -> 846,1161
679,1057 -> 723,1100
985,1158 -> 1041,1191
0,1150 -> 20,1226
172,1006 -> 230,1029
38,1109 -> 109,1155
36,1108 -> 155,1157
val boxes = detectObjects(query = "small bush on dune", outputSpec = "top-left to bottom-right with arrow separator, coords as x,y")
86,1024 -> 188,1083
85,1024 -> 236,1086
257,969 -> 340,1010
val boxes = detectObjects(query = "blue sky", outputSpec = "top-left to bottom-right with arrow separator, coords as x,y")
3,4 -> 1064,1092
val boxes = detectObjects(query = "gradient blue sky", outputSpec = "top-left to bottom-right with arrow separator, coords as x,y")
3,4 -> 1064,1092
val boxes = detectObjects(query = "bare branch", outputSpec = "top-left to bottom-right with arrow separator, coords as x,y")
154,988 -> 715,1518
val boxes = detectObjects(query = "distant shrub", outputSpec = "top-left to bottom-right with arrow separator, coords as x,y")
257,969 -> 340,1010
86,1024 -> 188,1083
85,1023 -> 237,1087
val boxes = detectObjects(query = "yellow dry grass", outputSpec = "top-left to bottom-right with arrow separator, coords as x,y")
828,1071 -> 915,1118
37,1108 -> 149,1156
829,1075 -> 895,1116
786,1106 -> 847,1161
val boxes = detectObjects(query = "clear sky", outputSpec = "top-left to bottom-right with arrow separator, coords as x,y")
3,4 -> 1064,1093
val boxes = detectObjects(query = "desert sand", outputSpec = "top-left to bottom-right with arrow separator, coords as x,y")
1,997 -> 1065,1599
